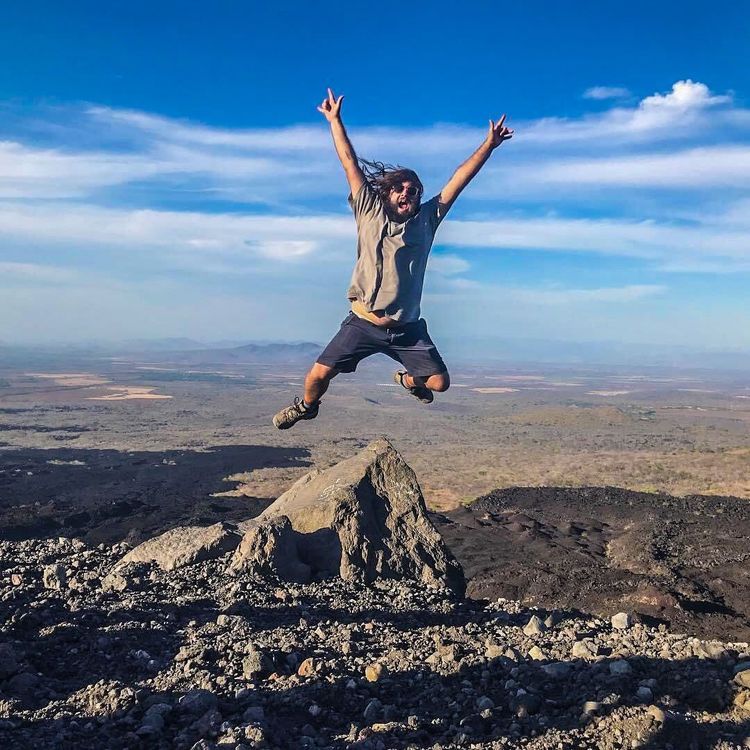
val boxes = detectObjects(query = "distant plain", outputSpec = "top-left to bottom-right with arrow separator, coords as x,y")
1,344 -> 749,518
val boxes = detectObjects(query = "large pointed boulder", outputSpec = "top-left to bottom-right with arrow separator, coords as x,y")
230,438 -> 465,595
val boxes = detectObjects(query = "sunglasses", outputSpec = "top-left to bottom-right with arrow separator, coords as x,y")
392,184 -> 421,197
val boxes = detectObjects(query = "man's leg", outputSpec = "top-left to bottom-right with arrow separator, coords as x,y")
304,362 -> 339,404
402,371 -> 450,393
273,362 -> 339,430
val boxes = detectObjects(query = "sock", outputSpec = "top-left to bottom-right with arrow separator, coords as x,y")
302,400 -> 316,411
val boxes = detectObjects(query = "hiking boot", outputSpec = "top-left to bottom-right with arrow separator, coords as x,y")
394,370 -> 433,404
272,397 -> 319,429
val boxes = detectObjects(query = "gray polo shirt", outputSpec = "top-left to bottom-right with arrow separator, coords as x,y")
346,182 -> 443,323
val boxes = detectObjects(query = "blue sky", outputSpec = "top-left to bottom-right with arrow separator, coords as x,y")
1,1 -> 749,349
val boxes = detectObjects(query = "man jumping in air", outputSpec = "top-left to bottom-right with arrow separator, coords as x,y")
273,88 -> 513,429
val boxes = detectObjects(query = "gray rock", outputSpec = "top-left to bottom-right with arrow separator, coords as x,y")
609,659 -> 633,676
178,689 -> 218,716
363,698 -> 383,723
242,705 -> 265,723
523,615 -> 546,636
611,612 -> 633,630
233,438 -> 465,594
528,645 -> 546,660
228,516 -> 311,583
571,639 -> 598,659
42,564 -> 67,589
100,563 -> 152,592
242,649 -> 273,679
541,662 -> 572,679
115,522 -> 242,572
636,686 -> 653,701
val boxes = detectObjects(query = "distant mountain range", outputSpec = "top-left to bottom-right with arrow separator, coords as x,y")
3,336 -> 750,371
160,341 -> 322,365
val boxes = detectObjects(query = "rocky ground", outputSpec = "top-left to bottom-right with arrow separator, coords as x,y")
2,440 -> 750,749
1,537 -> 750,750
438,486 -> 750,643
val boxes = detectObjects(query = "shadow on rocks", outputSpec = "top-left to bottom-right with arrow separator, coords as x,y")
3,594 -> 749,749
0,444 -> 311,544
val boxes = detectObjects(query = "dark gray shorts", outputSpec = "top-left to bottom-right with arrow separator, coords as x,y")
317,313 -> 447,377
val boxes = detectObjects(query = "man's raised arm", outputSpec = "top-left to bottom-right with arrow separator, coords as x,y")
317,88 -> 365,196
438,115 -> 514,218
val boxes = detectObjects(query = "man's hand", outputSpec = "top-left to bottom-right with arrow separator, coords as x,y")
485,114 -> 514,150
319,88 -> 364,195
438,114 -> 514,217
317,88 -> 344,122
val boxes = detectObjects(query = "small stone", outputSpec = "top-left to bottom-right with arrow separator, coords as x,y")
42,564 -> 67,590
582,701 -> 602,715
476,696 -> 494,711
512,694 -> 541,717
542,662 -> 572,679
297,657 -> 320,677
10,573 -> 22,586
572,640 -> 597,659
244,725 -> 265,744
242,650 -> 272,680
735,669 -> 750,688
647,705 -> 666,723
636,686 -> 653,701
528,645 -> 546,660
609,659 -> 633,676
242,706 -> 265,723
485,643 -> 504,659
308,703 -> 321,717
611,612 -> 633,630
523,615 -> 546,636
178,689 -> 218,716
363,698 -> 383,723
365,663 -> 386,682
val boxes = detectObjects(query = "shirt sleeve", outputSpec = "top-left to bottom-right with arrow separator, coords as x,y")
421,195 -> 443,235
348,182 -> 383,223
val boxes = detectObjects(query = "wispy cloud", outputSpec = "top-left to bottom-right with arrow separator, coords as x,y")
0,80 -> 748,345
583,86 -> 631,101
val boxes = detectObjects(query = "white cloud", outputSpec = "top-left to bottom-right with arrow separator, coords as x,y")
640,80 -> 730,112
426,281 -> 665,305
516,144 -> 750,189
523,80 -> 736,144
428,253 -> 471,276
583,86 -> 631,101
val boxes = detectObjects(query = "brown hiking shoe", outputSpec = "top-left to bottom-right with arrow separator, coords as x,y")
272,397 -> 319,429
394,370 -> 433,404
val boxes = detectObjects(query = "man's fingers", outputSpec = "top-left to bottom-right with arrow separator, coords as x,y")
497,114 -> 506,129
327,87 -> 336,102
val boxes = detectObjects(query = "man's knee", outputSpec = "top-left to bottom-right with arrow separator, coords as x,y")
427,372 -> 450,392
308,362 -> 338,383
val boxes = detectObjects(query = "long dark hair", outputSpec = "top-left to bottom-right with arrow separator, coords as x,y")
358,158 -> 423,201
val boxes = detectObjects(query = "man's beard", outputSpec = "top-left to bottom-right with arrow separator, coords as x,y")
385,199 -> 420,223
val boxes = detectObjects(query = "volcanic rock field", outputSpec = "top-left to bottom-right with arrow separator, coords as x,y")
1,440 -> 750,749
